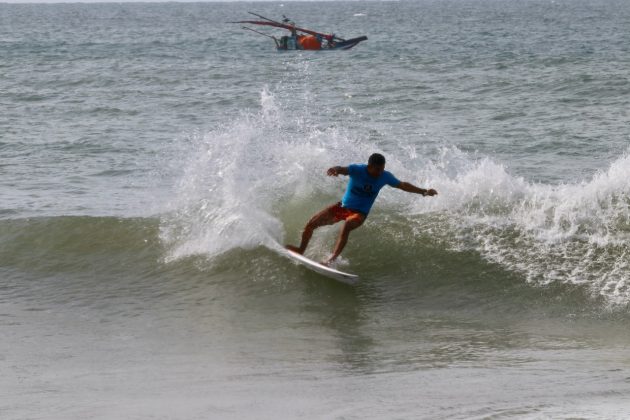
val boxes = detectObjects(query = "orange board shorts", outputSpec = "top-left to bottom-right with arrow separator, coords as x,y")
330,202 -> 364,223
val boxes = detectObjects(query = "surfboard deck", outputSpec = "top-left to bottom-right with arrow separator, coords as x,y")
285,249 -> 359,285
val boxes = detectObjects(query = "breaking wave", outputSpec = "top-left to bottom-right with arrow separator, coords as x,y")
158,87 -> 630,306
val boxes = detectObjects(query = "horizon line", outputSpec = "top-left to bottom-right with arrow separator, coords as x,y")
1,0 -> 390,4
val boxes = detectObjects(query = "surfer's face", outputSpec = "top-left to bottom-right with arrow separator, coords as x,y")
367,164 -> 385,178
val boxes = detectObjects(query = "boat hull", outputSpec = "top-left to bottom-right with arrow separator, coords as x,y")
276,35 -> 368,51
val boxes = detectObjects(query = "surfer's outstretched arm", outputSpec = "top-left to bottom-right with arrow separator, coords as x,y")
327,166 -> 349,176
396,182 -> 438,197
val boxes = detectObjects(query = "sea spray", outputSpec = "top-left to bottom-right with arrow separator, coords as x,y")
159,87 -> 373,262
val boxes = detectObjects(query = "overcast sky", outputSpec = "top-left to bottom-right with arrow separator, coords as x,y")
2,0 -> 322,3
2,0 -> 302,3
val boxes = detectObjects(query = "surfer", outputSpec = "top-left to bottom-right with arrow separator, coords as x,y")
286,153 -> 438,264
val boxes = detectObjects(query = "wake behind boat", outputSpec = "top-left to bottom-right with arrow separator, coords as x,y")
230,12 -> 368,51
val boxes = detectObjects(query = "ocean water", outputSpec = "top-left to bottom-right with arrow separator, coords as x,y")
2,1 -> 630,418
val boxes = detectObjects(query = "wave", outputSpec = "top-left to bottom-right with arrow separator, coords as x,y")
0,210 -> 624,322
2,88 -> 628,309
0,216 -> 161,274
0,213 -> 619,316
157,87 -> 630,307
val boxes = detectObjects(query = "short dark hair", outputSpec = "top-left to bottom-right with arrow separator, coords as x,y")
368,153 -> 386,166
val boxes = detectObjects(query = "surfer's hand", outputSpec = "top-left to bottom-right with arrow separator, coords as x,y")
426,188 -> 438,197
327,167 -> 339,177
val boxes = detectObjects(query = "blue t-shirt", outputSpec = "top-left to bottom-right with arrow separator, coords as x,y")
341,164 -> 401,215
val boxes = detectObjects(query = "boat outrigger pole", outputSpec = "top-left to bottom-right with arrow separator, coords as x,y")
241,26 -> 280,49
246,12 -> 344,42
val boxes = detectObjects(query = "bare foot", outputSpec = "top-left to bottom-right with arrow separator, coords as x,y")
320,258 -> 335,267
285,245 -> 303,254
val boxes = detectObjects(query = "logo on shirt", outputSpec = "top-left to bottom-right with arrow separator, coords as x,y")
351,183 -> 376,198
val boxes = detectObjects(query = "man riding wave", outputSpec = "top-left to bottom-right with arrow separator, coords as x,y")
286,153 -> 438,264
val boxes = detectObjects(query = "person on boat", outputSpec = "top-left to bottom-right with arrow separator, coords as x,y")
277,35 -> 289,50
286,153 -> 438,264
289,25 -> 299,49
326,34 -> 336,48
288,36 -> 297,50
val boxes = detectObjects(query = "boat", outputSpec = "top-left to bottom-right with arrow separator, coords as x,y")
230,12 -> 368,51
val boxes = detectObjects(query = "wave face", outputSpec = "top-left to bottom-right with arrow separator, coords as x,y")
154,88 -> 630,307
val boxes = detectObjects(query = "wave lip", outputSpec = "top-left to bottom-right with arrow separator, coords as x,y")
427,149 -> 630,306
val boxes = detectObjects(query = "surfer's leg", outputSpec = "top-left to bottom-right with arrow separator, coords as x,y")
326,215 -> 365,263
286,204 -> 337,254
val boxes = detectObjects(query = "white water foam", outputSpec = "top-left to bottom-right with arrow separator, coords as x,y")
159,87 -> 377,262
409,147 -> 630,305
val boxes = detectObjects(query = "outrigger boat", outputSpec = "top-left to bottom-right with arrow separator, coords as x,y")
231,12 -> 368,51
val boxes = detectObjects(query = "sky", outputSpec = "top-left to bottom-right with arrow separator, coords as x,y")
2,0 -> 297,3
2,0 -> 316,3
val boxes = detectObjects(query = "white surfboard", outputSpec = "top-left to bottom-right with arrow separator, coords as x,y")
285,249 -> 359,285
